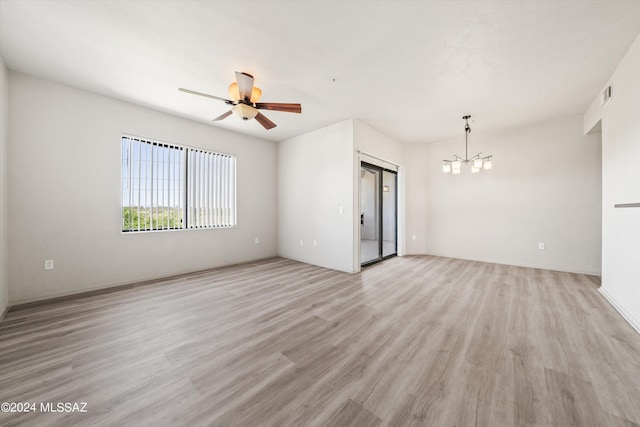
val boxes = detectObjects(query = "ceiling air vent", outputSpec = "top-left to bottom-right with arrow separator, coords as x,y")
601,85 -> 612,106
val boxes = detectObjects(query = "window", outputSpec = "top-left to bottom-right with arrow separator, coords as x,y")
121,135 -> 236,232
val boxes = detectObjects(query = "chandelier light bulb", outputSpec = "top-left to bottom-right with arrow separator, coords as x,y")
452,168 -> 461,175
452,160 -> 462,169
483,159 -> 493,170
471,166 -> 480,173
442,163 -> 451,173
473,158 -> 483,168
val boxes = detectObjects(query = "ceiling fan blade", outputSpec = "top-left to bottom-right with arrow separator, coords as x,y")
235,71 -> 254,102
212,110 -> 233,121
255,112 -> 277,130
255,103 -> 302,114
178,88 -> 232,103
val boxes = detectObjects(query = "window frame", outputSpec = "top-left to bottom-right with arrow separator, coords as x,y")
121,134 -> 237,233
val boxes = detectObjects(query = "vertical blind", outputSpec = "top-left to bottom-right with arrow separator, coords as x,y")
122,135 -> 236,232
187,149 -> 236,228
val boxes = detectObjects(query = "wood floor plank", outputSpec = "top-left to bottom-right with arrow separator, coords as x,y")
543,367 -> 607,427
1,255 -> 640,426
323,398 -> 381,427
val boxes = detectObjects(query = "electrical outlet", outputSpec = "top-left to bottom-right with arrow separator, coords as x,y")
412,234 -> 417,241
538,243 -> 545,250
339,206 -> 344,215
313,240 -> 317,247
254,237 -> 260,245
300,240 -> 304,246
44,259 -> 54,270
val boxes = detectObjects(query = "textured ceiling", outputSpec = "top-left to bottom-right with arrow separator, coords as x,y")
1,0 -> 639,143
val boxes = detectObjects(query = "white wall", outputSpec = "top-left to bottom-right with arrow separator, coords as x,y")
277,119 -> 405,273
277,120 -> 355,272
584,93 -> 603,135
354,121 -> 404,165
8,72 -> 277,304
405,115 -> 602,275
0,57 -> 8,316
597,34 -> 640,333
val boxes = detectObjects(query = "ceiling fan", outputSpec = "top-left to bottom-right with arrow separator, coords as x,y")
179,71 -> 302,130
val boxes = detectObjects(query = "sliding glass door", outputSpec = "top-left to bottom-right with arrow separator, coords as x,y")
360,162 -> 397,266
360,164 -> 381,265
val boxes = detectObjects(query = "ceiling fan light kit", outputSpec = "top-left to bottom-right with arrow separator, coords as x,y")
179,71 -> 302,130
442,115 -> 493,174
232,103 -> 259,120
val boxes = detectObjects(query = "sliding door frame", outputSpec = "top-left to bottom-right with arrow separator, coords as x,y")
360,161 -> 398,267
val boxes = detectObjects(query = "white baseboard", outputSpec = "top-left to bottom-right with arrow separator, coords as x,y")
411,251 -> 601,276
8,256 -> 279,307
599,287 -> 640,336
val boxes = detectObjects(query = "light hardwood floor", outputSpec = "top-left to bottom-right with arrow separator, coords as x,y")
1,256 -> 639,426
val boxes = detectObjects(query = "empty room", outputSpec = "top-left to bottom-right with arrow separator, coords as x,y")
1,1 -> 640,426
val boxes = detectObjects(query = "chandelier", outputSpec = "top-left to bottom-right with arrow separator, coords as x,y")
442,115 -> 492,174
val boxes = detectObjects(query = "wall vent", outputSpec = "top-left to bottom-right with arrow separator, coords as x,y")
601,85 -> 612,106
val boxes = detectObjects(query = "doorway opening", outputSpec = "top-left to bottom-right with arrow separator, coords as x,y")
360,162 -> 397,266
